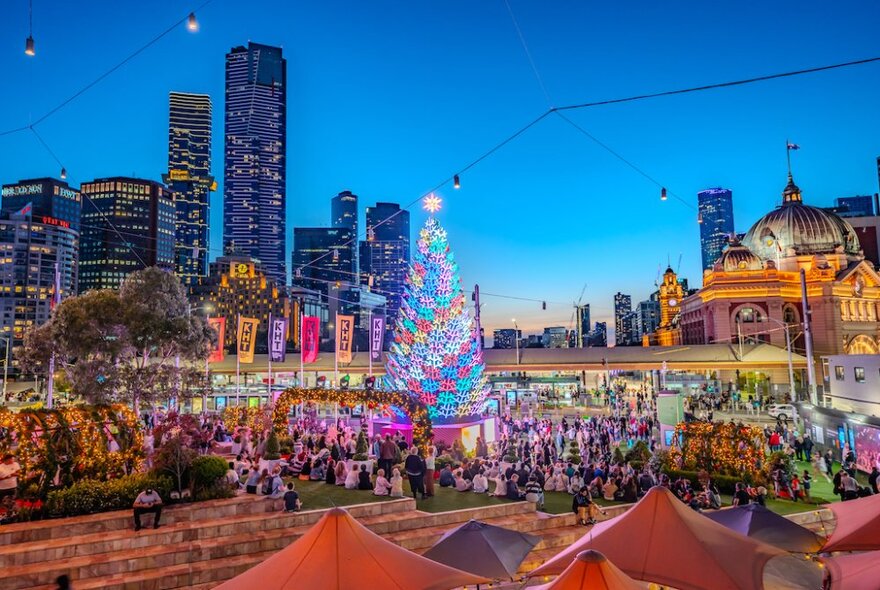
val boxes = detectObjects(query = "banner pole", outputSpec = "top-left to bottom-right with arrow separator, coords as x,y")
368,309 -> 373,378
236,314 -> 241,406
268,313 -> 273,402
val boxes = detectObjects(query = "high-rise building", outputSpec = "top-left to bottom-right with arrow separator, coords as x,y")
637,299 -> 660,340
698,188 -> 735,271
0,208 -> 78,356
613,292 -> 632,346
164,92 -> 214,286
360,202 -> 410,341
190,256 -> 289,350
493,328 -> 520,349
292,228 -> 355,295
832,195 -> 875,218
574,304 -> 590,348
79,177 -> 175,292
330,190 -> 358,278
542,326 -> 567,349
1,177 -> 82,232
589,322 -> 607,347
223,42 -> 287,284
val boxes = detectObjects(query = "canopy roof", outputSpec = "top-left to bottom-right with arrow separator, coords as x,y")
422,519 -> 539,580
529,487 -> 786,590
821,550 -> 880,590
531,550 -> 643,590
704,504 -> 823,552
823,493 -> 880,552
213,508 -> 488,590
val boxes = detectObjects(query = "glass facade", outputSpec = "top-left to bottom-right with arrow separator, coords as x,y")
360,202 -> 410,342
291,227 -> 355,295
614,292 -> 632,345
698,187 -> 735,271
1,178 -> 82,232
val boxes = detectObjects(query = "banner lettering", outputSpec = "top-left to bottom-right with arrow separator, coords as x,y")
208,317 -> 226,363
269,316 -> 288,363
237,317 -> 259,364
301,316 -> 320,364
336,314 -> 354,364
370,315 -> 385,362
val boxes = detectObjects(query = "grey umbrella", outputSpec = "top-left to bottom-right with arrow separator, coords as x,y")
704,503 -> 824,553
422,519 -> 540,580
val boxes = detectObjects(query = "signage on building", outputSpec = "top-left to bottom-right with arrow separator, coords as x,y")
54,186 -> 79,200
230,262 -> 251,278
1,184 -> 43,197
41,216 -> 70,229
168,169 -> 190,181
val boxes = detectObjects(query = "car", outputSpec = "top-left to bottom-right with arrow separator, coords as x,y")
767,403 -> 798,421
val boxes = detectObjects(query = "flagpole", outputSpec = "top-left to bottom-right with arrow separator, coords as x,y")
268,313 -> 273,402
203,312 -> 209,415
299,310 -> 305,420
334,312 -> 339,386
368,309 -> 373,378
236,313 -> 241,407
47,262 -> 60,410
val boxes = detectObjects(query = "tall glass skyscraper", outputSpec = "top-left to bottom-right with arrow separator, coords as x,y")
360,202 -> 410,341
164,92 -> 213,286
291,227 -> 355,294
613,292 -> 632,346
223,42 -> 287,284
698,188 -> 735,271
331,190 -> 358,276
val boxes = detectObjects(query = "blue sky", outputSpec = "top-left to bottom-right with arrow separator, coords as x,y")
2,1 -> 880,338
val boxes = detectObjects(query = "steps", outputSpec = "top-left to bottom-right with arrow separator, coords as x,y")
0,496 -> 581,590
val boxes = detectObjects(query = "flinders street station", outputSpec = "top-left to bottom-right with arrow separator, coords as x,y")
675,172 -> 880,358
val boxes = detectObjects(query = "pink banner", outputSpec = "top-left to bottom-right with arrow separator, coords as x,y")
301,316 -> 320,364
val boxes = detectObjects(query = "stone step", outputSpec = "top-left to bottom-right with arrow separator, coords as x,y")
0,498 -> 416,567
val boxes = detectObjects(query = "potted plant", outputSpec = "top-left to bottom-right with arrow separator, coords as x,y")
348,430 -> 373,473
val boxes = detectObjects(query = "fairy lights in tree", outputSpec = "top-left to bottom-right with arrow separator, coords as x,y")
384,195 -> 490,423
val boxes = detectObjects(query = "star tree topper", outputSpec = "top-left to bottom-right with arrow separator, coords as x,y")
423,194 -> 442,214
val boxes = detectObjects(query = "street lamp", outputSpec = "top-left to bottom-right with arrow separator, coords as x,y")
1,336 -> 10,403
512,319 -> 519,366
765,317 -> 796,402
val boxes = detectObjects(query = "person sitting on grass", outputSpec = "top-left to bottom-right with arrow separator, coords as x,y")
133,487 -> 163,531
454,469 -> 473,492
225,462 -> 240,489
493,473 -> 508,497
390,468 -> 404,498
572,486 -> 603,525
282,482 -> 301,512
525,474 -> 544,509
310,458 -> 326,482
263,468 -> 285,498
505,473 -> 525,501
245,468 -> 261,495
357,464 -> 372,490
544,470 -> 558,492
438,464 -> 455,487
334,459 -> 348,486
325,459 -> 336,485
568,471 -> 585,495
344,464 -> 359,490
472,469 -> 489,493
373,469 -> 393,496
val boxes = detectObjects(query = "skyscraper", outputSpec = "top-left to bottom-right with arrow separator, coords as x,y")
493,328 -> 520,349
223,42 -> 287,284
832,195 -> 874,218
698,188 -> 735,271
614,292 -> 632,346
575,304 -> 590,348
637,299 -> 660,341
164,92 -> 213,286
360,202 -> 410,340
291,227 -> 355,294
542,326 -> 568,348
1,177 -> 82,231
79,178 -> 175,292
331,190 -> 358,277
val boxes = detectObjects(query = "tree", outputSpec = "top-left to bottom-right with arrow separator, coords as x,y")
566,439 -> 582,465
384,214 -> 489,423
264,430 -> 281,460
18,267 -> 216,412
353,430 -> 369,461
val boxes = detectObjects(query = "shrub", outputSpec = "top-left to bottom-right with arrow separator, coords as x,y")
191,456 -> 229,493
565,439 -> 582,465
625,440 -> 651,464
46,473 -> 173,517
264,430 -> 281,460
661,469 -> 743,494
612,447 -> 625,465
435,454 -> 458,470
194,481 -> 236,502
353,430 -> 369,461
278,436 -> 294,456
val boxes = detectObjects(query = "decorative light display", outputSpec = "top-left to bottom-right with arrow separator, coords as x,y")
384,208 -> 490,424
673,421 -> 766,478
222,406 -> 274,434
0,405 -> 143,491
272,387 -> 433,446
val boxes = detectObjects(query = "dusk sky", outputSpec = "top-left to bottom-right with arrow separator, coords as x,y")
2,1 -> 880,339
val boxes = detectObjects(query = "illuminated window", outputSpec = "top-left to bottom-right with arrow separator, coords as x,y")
854,367 -> 866,383
835,366 -> 845,381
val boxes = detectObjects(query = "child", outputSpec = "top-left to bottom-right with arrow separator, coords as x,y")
802,470 -> 812,502
373,468 -> 392,496
390,468 -> 404,498
790,473 -> 801,502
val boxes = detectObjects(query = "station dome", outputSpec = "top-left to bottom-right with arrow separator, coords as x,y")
714,239 -> 764,272
742,174 -> 861,262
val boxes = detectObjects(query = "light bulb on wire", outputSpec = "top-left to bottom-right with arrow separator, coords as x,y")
24,0 -> 35,56
660,187 -> 667,201
187,12 -> 199,32
60,167 -> 67,180
453,174 -> 460,189
697,211 -> 703,224
25,36 -> 35,56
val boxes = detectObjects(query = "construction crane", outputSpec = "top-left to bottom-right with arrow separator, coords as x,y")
568,283 -> 588,348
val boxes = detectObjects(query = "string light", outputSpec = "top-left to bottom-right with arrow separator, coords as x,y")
661,187 -> 667,201
24,0 -> 35,56
187,12 -> 199,32
60,167 -> 66,180
453,174 -> 460,189
697,211 -> 703,224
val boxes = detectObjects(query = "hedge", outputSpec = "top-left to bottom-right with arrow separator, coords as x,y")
46,473 -> 173,517
191,456 -> 229,493
661,469 -> 748,494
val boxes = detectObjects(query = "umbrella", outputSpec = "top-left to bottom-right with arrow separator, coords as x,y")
213,508 -> 488,590
422,519 -> 540,580
821,550 -> 880,590
704,504 -> 823,552
822,492 -> 880,552
530,550 -> 643,590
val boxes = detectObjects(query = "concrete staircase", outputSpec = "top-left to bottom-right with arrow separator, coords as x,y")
0,495 -> 586,590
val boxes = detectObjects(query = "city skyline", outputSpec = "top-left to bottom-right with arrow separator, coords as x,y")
3,1 -> 880,336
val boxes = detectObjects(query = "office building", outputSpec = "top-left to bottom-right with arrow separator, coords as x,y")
190,256 -> 290,350
589,322 -> 607,347
526,334 -> 544,348
331,190 -> 358,232
832,195 -> 874,218
164,92 -> 214,286
223,42 -> 287,284
1,177 -> 82,232
637,299 -> 660,341
698,188 -> 735,271
360,202 -> 410,342
542,326 -> 567,349
292,227 -> 355,295
847,215 -> 880,268
79,177 -> 175,292
574,304 -> 590,348
493,328 -> 520,349
613,292 -> 632,346
0,208 -> 78,355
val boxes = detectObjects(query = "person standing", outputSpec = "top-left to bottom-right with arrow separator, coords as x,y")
424,444 -> 436,498
132,487 -> 163,531
379,435 -> 397,479
404,446 -> 426,500
0,454 -> 20,503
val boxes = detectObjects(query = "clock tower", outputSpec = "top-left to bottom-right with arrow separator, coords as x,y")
657,267 -> 683,345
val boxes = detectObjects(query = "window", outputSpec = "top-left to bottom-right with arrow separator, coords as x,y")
737,307 -> 756,323
835,366 -> 845,381
855,367 -> 866,383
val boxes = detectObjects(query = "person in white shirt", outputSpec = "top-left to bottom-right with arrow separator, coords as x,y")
493,473 -> 508,497
373,469 -> 392,496
225,462 -> 240,488
133,488 -> 163,531
344,466 -> 360,490
472,469 -> 489,493
454,470 -> 473,492
0,454 -> 20,503
390,468 -> 404,497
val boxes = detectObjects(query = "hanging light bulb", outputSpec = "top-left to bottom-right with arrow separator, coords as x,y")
697,211 -> 703,224
25,0 -> 35,56
25,36 -> 35,56
60,167 -> 67,180
660,187 -> 667,201
453,174 -> 460,189
187,12 -> 199,32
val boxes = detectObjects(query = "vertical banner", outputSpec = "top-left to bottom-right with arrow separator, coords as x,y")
301,316 -> 320,364
237,317 -> 259,364
336,314 -> 354,364
269,316 -> 288,363
370,315 -> 385,362
208,317 -> 226,363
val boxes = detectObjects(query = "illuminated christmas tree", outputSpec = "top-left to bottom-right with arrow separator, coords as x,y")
385,195 -> 489,423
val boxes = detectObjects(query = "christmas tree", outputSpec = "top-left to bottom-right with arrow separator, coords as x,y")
385,196 -> 489,424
